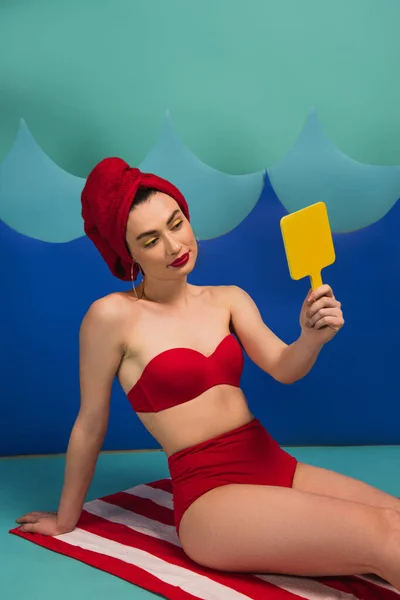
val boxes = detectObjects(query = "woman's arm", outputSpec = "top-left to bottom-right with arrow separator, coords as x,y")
16,297 -> 126,535
227,285 -> 323,385
56,297 -> 125,531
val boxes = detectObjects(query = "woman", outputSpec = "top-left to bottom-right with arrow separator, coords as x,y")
16,158 -> 400,588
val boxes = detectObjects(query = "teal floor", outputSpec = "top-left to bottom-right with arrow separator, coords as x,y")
1,445 -> 400,600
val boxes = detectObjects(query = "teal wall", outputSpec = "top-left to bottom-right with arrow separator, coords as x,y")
1,0 -> 400,177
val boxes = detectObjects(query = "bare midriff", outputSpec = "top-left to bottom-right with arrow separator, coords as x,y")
136,385 -> 254,457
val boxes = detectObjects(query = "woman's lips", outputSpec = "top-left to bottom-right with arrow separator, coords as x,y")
169,252 -> 189,267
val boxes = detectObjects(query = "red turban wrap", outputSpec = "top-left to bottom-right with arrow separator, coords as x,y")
81,158 -> 190,281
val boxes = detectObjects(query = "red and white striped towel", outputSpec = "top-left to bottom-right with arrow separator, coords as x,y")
9,478 -> 399,599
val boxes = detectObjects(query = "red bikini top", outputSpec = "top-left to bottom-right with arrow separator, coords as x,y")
126,334 -> 244,412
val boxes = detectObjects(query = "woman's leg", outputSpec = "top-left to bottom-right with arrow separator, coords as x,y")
179,484 -> 400,589
292,462 -> 400,511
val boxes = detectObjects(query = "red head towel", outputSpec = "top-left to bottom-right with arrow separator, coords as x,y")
81,158 -> 190,280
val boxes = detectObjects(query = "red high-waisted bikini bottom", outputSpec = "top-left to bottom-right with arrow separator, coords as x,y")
168,417 -> 298,535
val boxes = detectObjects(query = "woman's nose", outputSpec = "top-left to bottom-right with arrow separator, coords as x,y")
165,234 -> 182,254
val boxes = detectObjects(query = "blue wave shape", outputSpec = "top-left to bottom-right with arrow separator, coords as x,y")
139,111 -> 265,239
1,172 -> 399,454
0,114 -> 265,242
0,120 -> 85,242
2,109 -> 400,244
268,109 -> 400,232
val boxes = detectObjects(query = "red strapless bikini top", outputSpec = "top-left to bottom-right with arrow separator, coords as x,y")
126,333 -> 244,412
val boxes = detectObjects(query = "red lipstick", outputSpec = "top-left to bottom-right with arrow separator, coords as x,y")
169,252 -> 189,268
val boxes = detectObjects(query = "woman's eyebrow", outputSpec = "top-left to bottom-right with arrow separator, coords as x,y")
135,209 -> 181,240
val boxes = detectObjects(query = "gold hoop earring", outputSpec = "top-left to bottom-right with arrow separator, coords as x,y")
131,261 -> 145,300
131,262 -> 138,299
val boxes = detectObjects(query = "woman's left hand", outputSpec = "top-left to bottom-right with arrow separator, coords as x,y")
300,284 -> 344,345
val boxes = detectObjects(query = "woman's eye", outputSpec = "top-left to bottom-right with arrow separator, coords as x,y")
172,219 -> 183,229
144,238 -> 157,248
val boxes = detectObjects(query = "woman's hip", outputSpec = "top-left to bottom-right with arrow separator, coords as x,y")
168,417 -> 298,536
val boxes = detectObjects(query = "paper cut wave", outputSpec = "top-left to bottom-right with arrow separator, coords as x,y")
139,112 -> 265,239
268,109 -> 400,232
0,120 -> 85,242
0,110 -> 400,242
0,115 -> 264,242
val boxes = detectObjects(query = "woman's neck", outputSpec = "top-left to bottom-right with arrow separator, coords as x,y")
135,276 -> 191,306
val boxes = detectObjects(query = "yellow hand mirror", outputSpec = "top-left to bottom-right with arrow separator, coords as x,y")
280,202 -> 336,290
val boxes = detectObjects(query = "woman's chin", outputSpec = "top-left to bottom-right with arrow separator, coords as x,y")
184,251 -> 197,274
171,262 -> 195,278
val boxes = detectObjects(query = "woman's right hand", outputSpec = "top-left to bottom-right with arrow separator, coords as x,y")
15,511 -> 73,536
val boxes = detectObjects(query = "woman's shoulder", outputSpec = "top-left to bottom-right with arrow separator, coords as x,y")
194,284 -> 245,306
81,291 -> 135,331
202,283 -> 244,299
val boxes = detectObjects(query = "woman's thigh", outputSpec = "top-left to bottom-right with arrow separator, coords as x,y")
292,461 -> 400,511
178,483 -> 392,579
